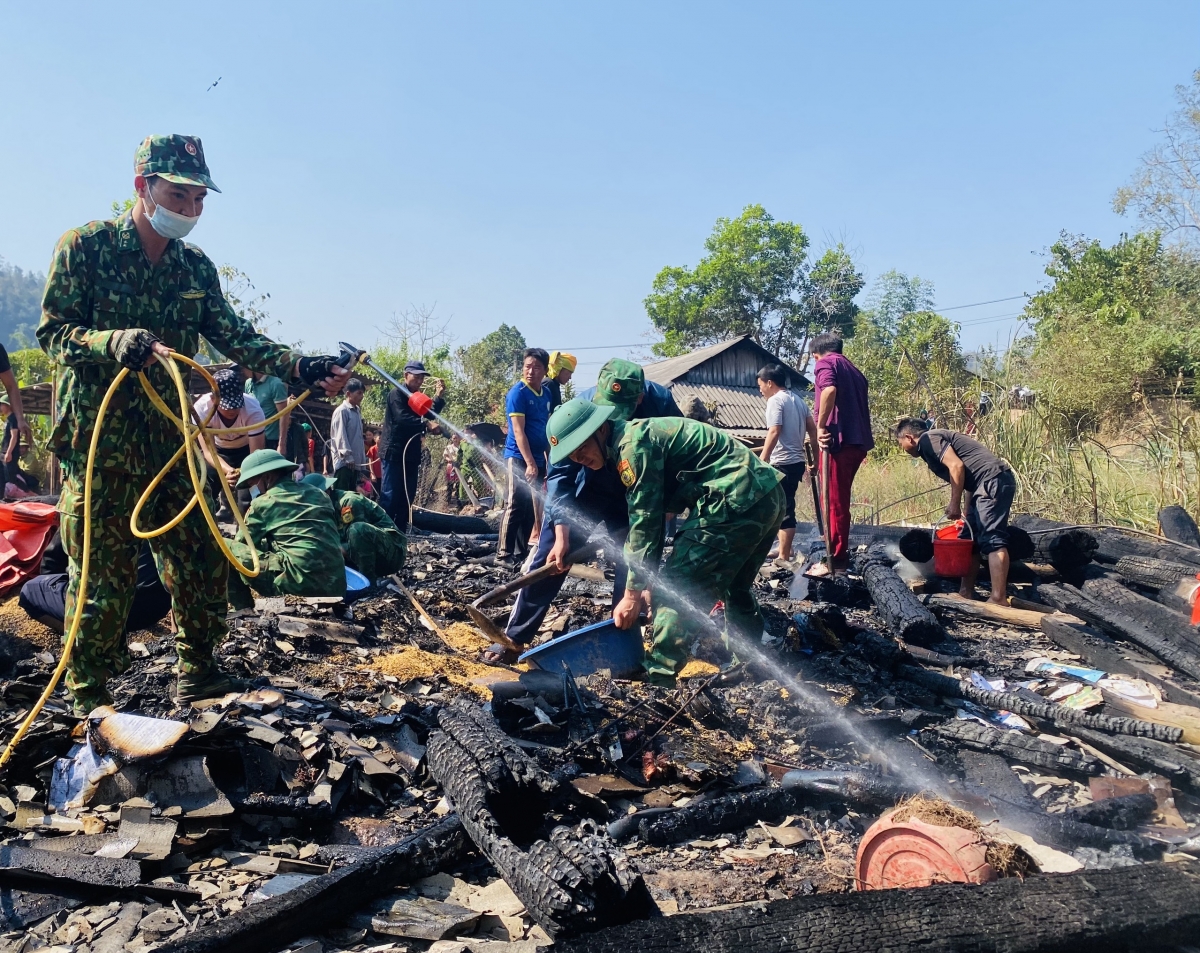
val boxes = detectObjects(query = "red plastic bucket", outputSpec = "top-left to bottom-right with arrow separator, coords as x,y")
933,520 -> 974,577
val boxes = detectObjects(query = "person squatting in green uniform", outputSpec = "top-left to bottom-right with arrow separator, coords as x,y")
547,399 -> 785,685
302,473 -> 407,579
227,451 -> 346,610
38,134 -> 351,710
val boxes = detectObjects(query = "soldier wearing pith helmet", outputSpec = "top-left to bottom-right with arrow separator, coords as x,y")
38,134 -> 353,712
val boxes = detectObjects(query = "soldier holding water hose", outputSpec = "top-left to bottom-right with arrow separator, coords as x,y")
38,134 -> 350,712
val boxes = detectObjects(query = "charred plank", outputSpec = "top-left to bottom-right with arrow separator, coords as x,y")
931,719 -> 1102,774
555,864 -> 1200,953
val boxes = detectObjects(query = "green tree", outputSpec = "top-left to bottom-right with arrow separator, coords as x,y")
1026,231 -> 1200,420
1114,68 -> 1200,247
0,259 -> 45,351
453,324 -> 527,423
845,271 -> 969,444
644,205 -> 861,363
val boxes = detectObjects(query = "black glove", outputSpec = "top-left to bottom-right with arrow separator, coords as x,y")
109,329 -> 160,369
296,355 -> 343,386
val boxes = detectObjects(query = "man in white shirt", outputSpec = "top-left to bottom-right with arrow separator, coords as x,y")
192,367 -> 267,514
329,379 -> 367,492
757,364 -> 818,562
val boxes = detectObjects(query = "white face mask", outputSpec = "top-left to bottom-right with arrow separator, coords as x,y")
249,485 -> 261,500
145,184 -> 200,240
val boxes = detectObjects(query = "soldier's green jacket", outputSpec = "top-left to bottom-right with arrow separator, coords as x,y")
37,215 -> 298,475
328,488 -> 401,542
609,417 -> 784,590
239,481 -> 345,595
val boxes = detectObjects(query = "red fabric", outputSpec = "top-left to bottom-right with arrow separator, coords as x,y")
823,445 -> 867,567
0,501 -> 58,598
367,445 -> 382,481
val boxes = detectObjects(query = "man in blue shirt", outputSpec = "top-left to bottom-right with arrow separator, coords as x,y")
484,358 -> 682,662
497,348 -> 551,565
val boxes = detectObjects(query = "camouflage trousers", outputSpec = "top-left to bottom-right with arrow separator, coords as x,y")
344,524 -> 406,580
225,541 -> 349,610
645,485 -> 785,681
60,460 -> 230,699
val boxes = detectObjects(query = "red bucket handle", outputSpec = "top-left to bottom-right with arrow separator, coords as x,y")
934,517 -> 973,542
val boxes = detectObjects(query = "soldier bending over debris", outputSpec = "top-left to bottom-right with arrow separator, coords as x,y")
547,398 -> 785,685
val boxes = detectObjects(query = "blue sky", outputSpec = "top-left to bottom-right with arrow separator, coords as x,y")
1,1 -> 1196,385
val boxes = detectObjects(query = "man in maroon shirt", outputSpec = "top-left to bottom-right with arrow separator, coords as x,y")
810,333 -> 873,575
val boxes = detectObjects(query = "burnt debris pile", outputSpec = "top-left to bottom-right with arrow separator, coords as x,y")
0,520 -> 1197,953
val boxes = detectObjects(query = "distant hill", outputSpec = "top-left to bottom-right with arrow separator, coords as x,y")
0,258 -> 44,351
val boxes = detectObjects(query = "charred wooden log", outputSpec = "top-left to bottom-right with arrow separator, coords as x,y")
1116,554 -> 1199,591
1068,727 -> 1200,792
1016,514 -> 1200,569
900,665 -> 1184,742
780,768 -> 919,807
931,719 -> 1102,774
155,816 -> 468,953
898,528 -> 934,563
1080,570 -> 1200,652
631,789 -> 798,846
554,864 -> 1200,953
1010,515 -> 1098,580
956,751 -> 1163,857
1065,792 -> 1157,830
1159,505 -> 1200,548
1038,583 -> 1200,682
425,699 -> 655,939
852,545 -> 945,647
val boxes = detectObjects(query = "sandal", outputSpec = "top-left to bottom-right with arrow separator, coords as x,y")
803,562 -> 833,579
481,643 -> 520,666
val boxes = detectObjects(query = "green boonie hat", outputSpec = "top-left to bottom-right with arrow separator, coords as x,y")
548,399 -> 615,465
593,359 -> 645,421
302,473 -> 336,490
236,449 -> 298,487
134,134 -> 221,192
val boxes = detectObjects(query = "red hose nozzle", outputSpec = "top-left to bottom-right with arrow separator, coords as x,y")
408,391 -> 434,417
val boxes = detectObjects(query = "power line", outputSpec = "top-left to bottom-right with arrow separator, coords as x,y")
936,294 -> 1027,312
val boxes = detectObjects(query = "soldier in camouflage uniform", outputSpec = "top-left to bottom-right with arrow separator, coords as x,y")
547,399 -> 785,685
38,134 -> 350,710
302,473 -> 407,579
227,451 -> 346,609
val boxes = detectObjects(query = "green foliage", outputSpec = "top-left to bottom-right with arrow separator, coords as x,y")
452,324 -> 527,423
844,271 -> 971,447
9,349 -> 52,386
0,258 -> 45,351
1026,232 -> 1200,421
359,340 -> 454,425
644,205 -> 862,363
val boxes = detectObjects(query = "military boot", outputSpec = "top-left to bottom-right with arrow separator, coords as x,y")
71,688 -> 114,718
175,668 -> 250,704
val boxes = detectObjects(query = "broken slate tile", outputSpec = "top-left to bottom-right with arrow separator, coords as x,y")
370,897 -> 480,940
118,805 -> 177,861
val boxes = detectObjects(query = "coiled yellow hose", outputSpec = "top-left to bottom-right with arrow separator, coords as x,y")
0,350 -> 312,768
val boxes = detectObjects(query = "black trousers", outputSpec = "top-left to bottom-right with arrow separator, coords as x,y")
774,460 -> 807,530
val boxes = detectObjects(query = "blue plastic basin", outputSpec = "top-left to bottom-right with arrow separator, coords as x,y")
345,566 -> 371,591
518,619 -> 644,678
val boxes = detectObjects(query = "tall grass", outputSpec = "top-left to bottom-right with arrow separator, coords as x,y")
787,378 -> 1200,531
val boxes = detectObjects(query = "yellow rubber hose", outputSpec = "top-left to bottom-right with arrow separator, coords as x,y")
0,351 -> 313,768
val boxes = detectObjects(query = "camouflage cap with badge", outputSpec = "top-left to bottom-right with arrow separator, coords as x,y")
592,358 -> 645,421
134,134 -> 221,192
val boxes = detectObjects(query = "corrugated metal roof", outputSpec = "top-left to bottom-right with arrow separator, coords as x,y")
643,337 -> 751,386
670,383 -> 815,434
